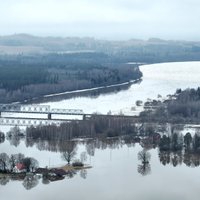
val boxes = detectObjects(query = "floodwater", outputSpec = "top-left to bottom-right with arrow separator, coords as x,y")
42,61 -> 200,115
1,61 -> 200,200
1,133 -> 200,200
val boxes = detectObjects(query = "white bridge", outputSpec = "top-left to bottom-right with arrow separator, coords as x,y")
0,104 -> 84,115
0,117 -> 64,126
0,104 -> 85,126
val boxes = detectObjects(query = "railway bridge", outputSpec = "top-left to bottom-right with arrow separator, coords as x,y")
0,104 -> 85,126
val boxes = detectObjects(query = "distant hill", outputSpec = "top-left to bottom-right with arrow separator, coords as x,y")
0,34 -> 97,54
0,34 -> 200,63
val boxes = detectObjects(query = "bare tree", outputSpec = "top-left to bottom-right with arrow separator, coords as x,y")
61,141 -> 77,165
138,150 -> 151,164
137,150 -> 151,176
22,157 -> 39,172
0,131 -> 5,143
0,153 -> 9,172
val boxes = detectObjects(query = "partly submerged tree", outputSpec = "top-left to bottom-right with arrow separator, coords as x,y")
137,150 -> 151,176
22,157 -> 39,172
0,153 -> 9,172
0,131 -> 5,144
138,150 -> 151,164
184,132 -> 192,151
61,141 -> 77,165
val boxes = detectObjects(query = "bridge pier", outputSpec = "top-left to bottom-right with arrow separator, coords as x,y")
48,113 -> 52,120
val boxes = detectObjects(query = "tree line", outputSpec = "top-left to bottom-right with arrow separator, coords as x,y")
0,53 -> 142,103
26,115 -> 137,142
140,88 -> 200,123
0,152 -> 38,173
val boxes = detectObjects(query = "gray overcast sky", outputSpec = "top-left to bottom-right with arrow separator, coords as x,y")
0,0 -> 199,40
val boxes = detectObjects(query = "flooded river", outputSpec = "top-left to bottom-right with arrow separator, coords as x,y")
42,61 -> 200,115
1,62 -> 200,200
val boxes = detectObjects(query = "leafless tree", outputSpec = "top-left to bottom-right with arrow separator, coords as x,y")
0,153 -> 9,172
138,150 -> 151,164
61,141 -> 77,165
0,131 -> 5,143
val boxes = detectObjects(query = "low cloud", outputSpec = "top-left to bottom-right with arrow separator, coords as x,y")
0,0 -> 199,40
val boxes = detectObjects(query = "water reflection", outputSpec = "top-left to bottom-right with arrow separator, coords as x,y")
6,126 -> 25,147
137,150 -> 151,176
23,174 -> 39,190
0,131 -> 5,144
27,80 -> 140,104
0,175 -> 9,185
20,128 -> 200,170
2,123 -> 200,193
138,163 -> 151,176
0,165 -> 88,190
0,169 -> 87,190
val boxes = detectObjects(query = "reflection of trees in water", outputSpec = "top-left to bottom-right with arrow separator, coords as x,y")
159,131 -> 200,167
80,169 -> 87,179
7,135 -> 21,147
42,175 -> 50,185
138,163 -> 151,176
137,150 -> 151,176
6,123 -> 200,172
25,135 -> 135,154
0,131 -> 5,144
159,151 -> 183,167
184,152 -> 200,167
65,170 -> 77,179
6,126 -> 25,147
22,174 -> 39,190
0,176 -> 9,185
159,150 -> 200,167
159,151 -> 170,166
0,168 -> 84,190
24,129 -> 200,170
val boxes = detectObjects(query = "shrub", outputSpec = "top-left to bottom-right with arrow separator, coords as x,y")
72,160 -> 84,167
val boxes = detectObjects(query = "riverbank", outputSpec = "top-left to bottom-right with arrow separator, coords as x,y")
25,78 -> 142,104
0,51 -> 143,104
